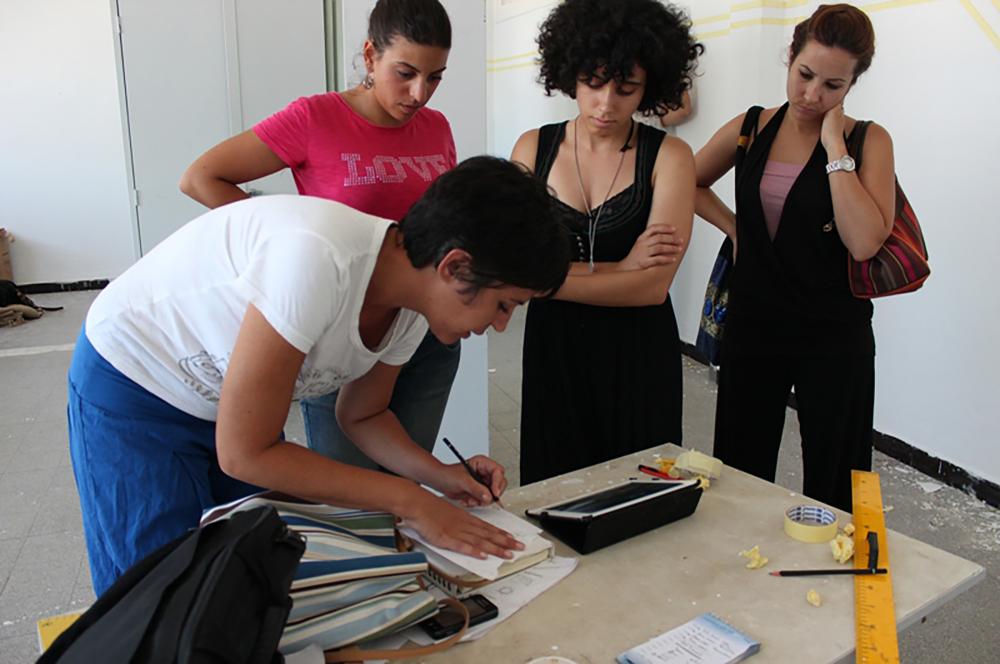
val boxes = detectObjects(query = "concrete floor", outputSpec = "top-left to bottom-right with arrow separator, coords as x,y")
0,293 -> 997,662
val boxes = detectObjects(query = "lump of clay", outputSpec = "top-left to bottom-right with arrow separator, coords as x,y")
739,545 -> 769,569
830,533 -> 855,564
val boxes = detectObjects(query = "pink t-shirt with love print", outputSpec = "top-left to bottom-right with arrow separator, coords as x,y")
254,92 -> 457,221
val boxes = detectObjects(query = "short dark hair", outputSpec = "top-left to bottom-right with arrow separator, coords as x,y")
368,0 -> 452,53
399,156 -> 572,296
790,4 -> 875,84
536,0 -> 703,116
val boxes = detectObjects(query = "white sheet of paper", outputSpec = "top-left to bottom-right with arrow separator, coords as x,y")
403,556 -> 579,646
399,503 -> 544,580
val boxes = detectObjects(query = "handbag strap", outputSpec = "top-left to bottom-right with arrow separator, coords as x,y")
323,597 -> 470,662
846,120 -> 872,170
735,105 -> 764,169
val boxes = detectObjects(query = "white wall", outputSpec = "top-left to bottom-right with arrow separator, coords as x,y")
1,0 -> 136,283
489,0 -> 1000,486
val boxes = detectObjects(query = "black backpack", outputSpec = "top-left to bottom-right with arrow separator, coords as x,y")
0,280 -> 62,311
39,506 -> 305,664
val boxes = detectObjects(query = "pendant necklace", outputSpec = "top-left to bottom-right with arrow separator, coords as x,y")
573,117 -> 635,272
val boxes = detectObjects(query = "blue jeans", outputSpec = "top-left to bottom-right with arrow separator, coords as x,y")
301,331 -> 460,469
67,328 -> 260,596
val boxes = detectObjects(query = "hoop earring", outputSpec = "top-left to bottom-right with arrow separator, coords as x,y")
362,73 -> 374,90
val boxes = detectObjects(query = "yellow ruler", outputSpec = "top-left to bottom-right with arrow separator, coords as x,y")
851,470 -> 900,663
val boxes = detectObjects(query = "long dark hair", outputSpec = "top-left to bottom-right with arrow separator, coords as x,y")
790,4 -> 875,83
368,0 -> 452,53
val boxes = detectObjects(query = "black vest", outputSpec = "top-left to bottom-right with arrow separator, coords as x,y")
726,103 -> 874,357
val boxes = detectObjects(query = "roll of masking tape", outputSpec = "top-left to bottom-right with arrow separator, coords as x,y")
784,505 -> 838,543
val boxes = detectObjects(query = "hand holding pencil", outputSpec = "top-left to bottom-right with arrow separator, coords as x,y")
440,437 -> 506,507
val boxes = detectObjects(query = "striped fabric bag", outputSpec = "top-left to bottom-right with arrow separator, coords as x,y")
201,492 -> 467,661
845,121 -> 930,298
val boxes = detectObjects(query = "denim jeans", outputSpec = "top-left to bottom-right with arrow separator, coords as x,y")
68,328 -> 260,595
300,331 -> 461,469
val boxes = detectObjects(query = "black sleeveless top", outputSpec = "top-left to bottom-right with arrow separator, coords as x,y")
519,121 -> 682,485
534,121 -> 662,260
726,103 -> 874,358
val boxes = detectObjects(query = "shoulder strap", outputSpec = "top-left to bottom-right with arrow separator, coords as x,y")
534,122 -> 566,181
324,597 -> 469,662
735,106 -> 764,170
847,120 -> 872,171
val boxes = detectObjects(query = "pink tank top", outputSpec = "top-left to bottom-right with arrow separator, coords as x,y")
760,160 -> 805,240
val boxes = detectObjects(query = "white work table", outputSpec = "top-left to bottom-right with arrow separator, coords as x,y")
411,443 -> 985,663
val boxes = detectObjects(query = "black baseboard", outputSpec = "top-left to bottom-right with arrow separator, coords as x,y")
19,279 -> 109,295
873,432 -> 1000,509
679,342 -> 999,509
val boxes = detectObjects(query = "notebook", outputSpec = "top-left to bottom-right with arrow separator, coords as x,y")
399,503 -> 554,594
617,612 -> 760,664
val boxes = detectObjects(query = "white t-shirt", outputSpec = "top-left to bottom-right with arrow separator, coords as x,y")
86,195 -> 429,421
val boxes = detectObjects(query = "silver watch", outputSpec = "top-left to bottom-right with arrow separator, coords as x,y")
825,155 -> 856,175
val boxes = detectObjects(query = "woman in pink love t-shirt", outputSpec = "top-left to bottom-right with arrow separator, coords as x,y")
181,0 -> 461,471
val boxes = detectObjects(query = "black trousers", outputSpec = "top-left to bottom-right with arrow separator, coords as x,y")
713,352 -> 874,511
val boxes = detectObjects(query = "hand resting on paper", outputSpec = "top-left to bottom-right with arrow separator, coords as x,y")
402,490 -> 524,560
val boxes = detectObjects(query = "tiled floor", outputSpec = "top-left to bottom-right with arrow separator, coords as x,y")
1,292 -> 997,662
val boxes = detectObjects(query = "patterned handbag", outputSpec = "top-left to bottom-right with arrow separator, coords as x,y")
695,106 -> 763,365
201,492 -> 468,662
845,121 -> 930,298
695,237 -> 733,366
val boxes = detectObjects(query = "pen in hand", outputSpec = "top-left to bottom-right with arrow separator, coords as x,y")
441,437 -> 503,506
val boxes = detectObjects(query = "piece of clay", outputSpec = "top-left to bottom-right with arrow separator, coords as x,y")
739,545 -> 768,569
671,450 -> 723,479
830,533 -> 855,564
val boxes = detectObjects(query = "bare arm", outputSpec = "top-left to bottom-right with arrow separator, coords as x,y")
216,305 -> 520,558
822,111 -> 895,260
553,137 -> 695,307
693,112 -> 745,240
659,90 -> 693,128
179,130 -> 288,209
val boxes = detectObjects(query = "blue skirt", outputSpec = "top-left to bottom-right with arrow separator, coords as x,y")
67,327 -> 260,596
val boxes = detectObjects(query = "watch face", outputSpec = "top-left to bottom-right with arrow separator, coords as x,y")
839,155 -> 856,172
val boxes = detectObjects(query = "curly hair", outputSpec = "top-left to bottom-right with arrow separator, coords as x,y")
536,0 -> 703,115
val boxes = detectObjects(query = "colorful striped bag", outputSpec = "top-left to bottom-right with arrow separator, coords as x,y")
845,121 -> 930,298
201,492 -> 468,662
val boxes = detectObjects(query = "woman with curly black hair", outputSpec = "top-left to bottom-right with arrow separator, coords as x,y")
511,0 -> 703,484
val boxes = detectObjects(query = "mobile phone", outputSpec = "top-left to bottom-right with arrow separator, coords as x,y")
418,594 -> 499,640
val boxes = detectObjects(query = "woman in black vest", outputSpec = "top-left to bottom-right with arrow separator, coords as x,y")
694,4 -> 896,511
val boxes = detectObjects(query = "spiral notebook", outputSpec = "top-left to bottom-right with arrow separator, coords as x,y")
617,612 -> 760,664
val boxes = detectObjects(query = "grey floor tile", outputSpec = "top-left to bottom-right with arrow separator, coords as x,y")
487,380 -> 520,416
0,540 -> 23,595
0,632 -> 42,664
47,465 -> 77,490
0,509 -> 39,543
28,504 -> 82,539
0,468 -> 55,499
